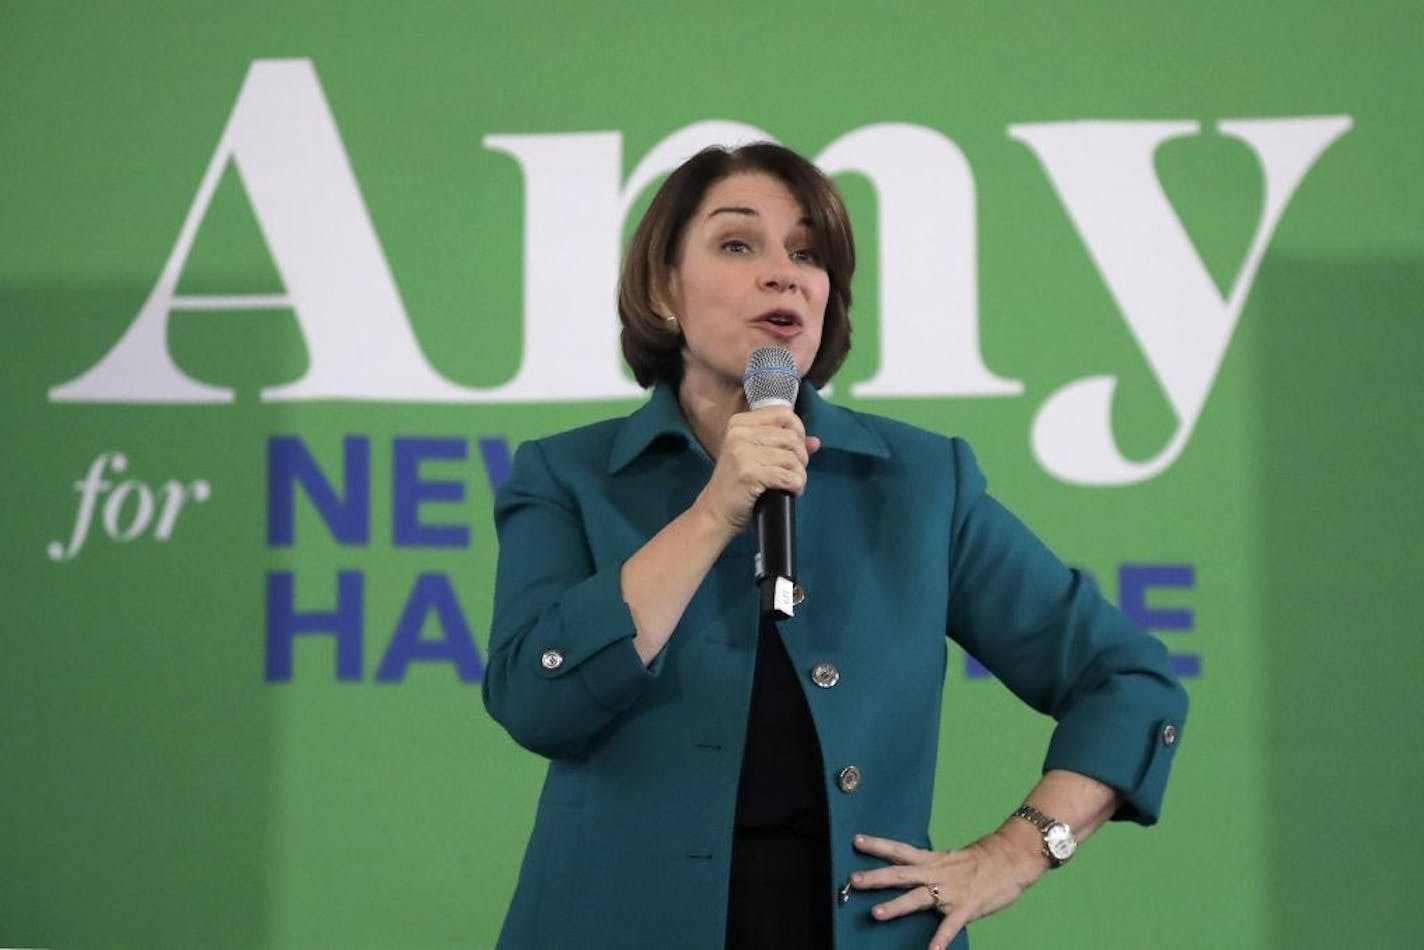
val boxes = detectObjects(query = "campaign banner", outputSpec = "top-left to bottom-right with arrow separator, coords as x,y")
4,3 -> 1421,947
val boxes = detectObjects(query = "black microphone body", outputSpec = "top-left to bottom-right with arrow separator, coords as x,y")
743,346 -> 801,619
753,489 -> 796,617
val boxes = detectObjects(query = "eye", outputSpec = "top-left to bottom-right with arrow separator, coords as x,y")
791,247 -> 822,265
720,239 -> 752,254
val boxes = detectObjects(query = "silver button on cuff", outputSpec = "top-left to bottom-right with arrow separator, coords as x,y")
836,765 -> 862,794
810,661 -> 840,689
792,584 -> 806,606
540,649 -> 564,670
1162,723 -> 1178,746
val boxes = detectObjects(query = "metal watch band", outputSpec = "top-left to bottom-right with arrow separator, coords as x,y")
1012,803 -> 1055,833
1011,804 -> 1071,868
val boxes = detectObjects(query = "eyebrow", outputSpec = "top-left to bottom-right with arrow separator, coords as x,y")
705,206 -> 814,228
706,206 -> 758,219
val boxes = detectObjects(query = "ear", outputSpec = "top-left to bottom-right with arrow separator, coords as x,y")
651,272 -> 681,321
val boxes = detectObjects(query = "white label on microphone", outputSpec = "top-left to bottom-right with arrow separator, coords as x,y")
773,576 -> 796,617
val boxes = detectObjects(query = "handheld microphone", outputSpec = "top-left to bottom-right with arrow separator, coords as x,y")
743,346 -> 800,619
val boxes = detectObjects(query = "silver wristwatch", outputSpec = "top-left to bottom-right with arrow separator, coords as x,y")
1011,804 -> 1077,868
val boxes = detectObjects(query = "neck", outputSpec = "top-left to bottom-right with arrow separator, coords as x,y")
677,373 -> 744,458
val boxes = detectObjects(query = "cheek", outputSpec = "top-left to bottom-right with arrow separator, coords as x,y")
809,277 -> 832,328
803,279 -> 831,361
680,273 -> 733,324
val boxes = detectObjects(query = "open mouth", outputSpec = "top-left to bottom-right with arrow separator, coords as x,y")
760,311 -> 800,328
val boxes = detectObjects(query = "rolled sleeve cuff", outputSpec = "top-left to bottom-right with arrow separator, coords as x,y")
539,563 -> 658,713
1043,714 -> 1184,826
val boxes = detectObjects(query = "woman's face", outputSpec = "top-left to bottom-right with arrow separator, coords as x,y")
665,172 -> 829,398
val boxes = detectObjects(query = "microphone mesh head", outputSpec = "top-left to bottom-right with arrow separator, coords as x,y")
743,347 -> 800,409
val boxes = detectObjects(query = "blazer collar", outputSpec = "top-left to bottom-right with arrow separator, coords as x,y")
607,381 -> 890,474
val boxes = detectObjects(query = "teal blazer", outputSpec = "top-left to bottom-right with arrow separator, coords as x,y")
484,383 -> 1187,949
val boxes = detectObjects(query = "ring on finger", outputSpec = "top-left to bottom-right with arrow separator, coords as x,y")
925,883 -> 951,913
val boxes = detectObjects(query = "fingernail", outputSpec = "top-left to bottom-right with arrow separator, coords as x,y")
851,872 -> 863,885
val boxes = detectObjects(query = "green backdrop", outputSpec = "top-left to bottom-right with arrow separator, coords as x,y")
4,2 -> 1422,947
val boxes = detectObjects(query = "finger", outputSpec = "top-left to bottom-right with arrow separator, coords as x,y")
735,419 -> 799,441
746,406 -> 806,439
806,435 -> 822,455
852,863 -> 931,890
870,887 -> 936,922
763,434 -> 809,468
737,405 -> 793,424
765,447 -> 810,478
854,834 -> 932,865
758,426 -> 809,459
928,909 -> 968,950
729,444 -> 808,478
738,439 -> 809,476
792,436 -> 810,466
730,427 -> 808,465
776,465 -> 808,496
732,452 -> 802,485
761,470 -> 805,497
733,464 -> 803,502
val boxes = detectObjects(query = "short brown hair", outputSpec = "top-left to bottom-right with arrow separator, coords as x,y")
617,143 -> 855,389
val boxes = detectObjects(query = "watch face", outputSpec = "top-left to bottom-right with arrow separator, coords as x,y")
1044,823 -> 1076,860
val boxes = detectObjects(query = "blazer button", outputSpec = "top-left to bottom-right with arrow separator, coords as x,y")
836,765 -> 862,793
792,584 -> 806,606
540,649 -> 564,670
810,661 -> 840,689
1162,723 -> 1178,746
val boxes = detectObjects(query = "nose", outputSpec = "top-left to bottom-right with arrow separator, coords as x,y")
761,252 -> 799,293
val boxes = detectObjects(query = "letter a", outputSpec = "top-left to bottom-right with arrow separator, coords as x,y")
51,59 -> 470,403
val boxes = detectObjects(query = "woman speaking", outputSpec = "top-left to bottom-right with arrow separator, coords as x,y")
483,143 -> 1187,949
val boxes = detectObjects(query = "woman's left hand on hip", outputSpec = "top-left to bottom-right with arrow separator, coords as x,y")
850,831 -> 1046,950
